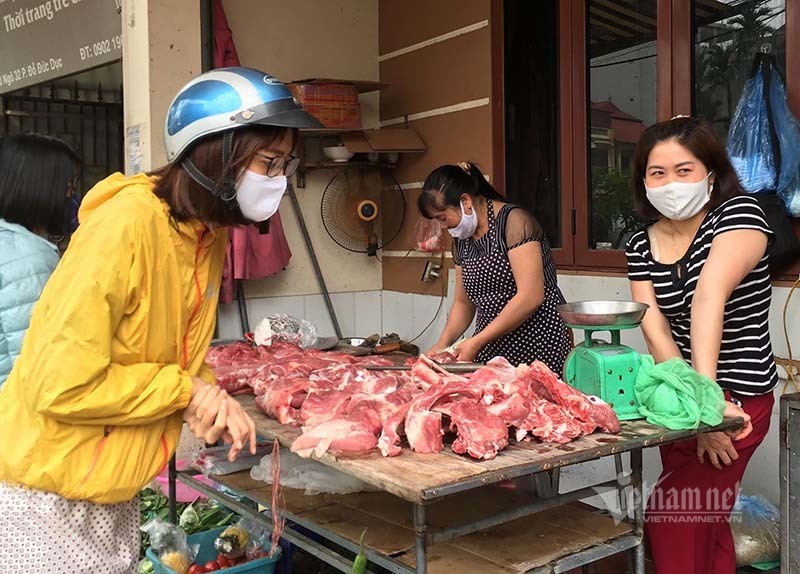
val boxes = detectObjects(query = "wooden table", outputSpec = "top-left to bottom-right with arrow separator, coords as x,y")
172,396 -> 742,574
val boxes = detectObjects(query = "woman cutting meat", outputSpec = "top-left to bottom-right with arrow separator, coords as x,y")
421,162 -> 571,372
0,67 -> 322,572
625,116 -> 775,573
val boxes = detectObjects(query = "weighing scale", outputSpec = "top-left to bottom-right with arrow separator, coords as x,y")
558,301 -> 650,421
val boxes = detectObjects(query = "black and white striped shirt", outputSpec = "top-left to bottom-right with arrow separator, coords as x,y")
625,195 -> 777,396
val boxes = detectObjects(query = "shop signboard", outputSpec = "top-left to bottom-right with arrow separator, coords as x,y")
0,0 -> 122,94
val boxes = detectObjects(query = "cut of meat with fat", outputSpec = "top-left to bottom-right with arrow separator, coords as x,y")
448,401 -> 509,460
486,393 -> 530,428
405,410 -> 444,454
377,402 -> 411,457
517,399 -> 584,444
299,389 -> 352,427
291,419 -> 378,458
404,380 -> 482,453
524,361 -> 620,433
213,364 -> 261,394
346,385 -> 417,434
254,376 -> 313,425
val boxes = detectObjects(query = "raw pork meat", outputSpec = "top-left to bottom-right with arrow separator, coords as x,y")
403,379 -> 482,453
299,389 -> 352,427
448,401 -> 509,460
486,393 -> 530,428
377,402 -> 412,457
213,364 -> 262,394
524,361 -> 620,433
255,376 -> 314,425
290,419 -> 378,458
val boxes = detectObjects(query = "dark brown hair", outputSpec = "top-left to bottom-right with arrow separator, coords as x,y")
418,162 -> 504,218
632,117 -> 742,220
150,125 -> 295,227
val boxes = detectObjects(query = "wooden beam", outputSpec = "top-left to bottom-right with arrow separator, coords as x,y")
788,0 -> 800,118
590,14 -> 636,38
593,0 -> 656,28
589,5 -> 650,33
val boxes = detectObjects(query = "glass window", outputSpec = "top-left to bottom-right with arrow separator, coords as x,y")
588,0 -> 658,250
503,0 -> 561,248
694,0 -> 786,137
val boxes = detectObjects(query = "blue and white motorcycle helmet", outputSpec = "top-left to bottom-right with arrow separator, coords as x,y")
163,67 -> 323,163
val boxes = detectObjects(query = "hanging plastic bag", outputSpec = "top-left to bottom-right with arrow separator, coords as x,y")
731,492 -> 780,567
768,66 -> 800,216
727,53 -> 800,266
728,70 -> 776,194
414,217 -> 443,253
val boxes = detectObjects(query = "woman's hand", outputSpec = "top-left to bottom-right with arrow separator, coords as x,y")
697,431 -> 739,470
220,398 -> 257,461
183,379 -> 257,460
722,400 -> 753,441
426,341 -> 448,356
454,337 -> 483,362
183,379 -> 229,445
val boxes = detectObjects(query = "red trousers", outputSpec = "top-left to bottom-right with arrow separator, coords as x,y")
644,391 -> 774,574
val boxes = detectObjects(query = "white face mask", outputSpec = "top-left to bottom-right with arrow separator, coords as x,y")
447,200 -> 478,239
235,170 -> 287,222
644,172 -> 713,221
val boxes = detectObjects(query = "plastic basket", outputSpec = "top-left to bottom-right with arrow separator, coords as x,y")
146,527 -> 281,574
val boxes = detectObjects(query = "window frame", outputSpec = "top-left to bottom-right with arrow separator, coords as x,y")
493,0 -> 800,277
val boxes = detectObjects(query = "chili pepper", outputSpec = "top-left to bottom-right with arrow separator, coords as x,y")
351,528 -> 367,574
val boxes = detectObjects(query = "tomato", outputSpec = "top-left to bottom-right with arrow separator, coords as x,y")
203,561 -> 220,572
188,566 -> 205,574
216,555 -> 231,568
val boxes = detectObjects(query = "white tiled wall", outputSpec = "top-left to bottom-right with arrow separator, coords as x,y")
216,291 -> 383,340
218,273 -> 460,349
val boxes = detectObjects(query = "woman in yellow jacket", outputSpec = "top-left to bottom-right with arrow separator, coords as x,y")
0,68 -> 323,573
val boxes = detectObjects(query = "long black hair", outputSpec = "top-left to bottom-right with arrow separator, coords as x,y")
418,162 -> 504,218
0,134 -> 81,237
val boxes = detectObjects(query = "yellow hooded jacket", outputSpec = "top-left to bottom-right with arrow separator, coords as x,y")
0,173 -> 227,504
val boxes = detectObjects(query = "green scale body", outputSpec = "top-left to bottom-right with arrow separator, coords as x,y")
563,325 -> 645,421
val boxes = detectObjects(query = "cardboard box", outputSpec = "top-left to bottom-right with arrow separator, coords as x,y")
301,101 -> 362,130
288,82 -> 360,105
288,79 -> 379,129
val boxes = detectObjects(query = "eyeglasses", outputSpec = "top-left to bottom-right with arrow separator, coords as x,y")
257,153 -> 300,178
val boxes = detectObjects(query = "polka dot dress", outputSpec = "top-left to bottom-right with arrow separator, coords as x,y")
458,199 -> 571,373
0,483 -> 140,573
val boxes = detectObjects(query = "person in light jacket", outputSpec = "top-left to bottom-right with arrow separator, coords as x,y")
0,134 -> 81,387
0,68 -> 323,573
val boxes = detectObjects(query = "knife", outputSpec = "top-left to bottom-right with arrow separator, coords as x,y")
364,362 -> 484,373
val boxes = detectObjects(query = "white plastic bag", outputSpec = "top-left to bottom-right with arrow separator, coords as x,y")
253,314 -> 317,349
731,492 -> 780,567
250,450 -> 377,495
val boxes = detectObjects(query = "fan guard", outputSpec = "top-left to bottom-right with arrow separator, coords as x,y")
320,167 -> 405,255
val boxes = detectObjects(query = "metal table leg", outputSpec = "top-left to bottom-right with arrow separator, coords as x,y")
413,504 -> 428,574
168,455 -> 177,524
614,453 -> 628,518
630,448 -> 645,574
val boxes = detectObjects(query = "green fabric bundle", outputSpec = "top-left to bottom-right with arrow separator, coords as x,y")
634,356 -> 726,430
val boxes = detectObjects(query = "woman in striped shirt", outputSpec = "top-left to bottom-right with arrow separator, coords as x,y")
625,117 -> 776,573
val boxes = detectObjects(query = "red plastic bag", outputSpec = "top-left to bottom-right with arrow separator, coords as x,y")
414,217 -> 443,252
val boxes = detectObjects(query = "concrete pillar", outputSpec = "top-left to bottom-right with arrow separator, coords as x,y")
121,0 -> 201,174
